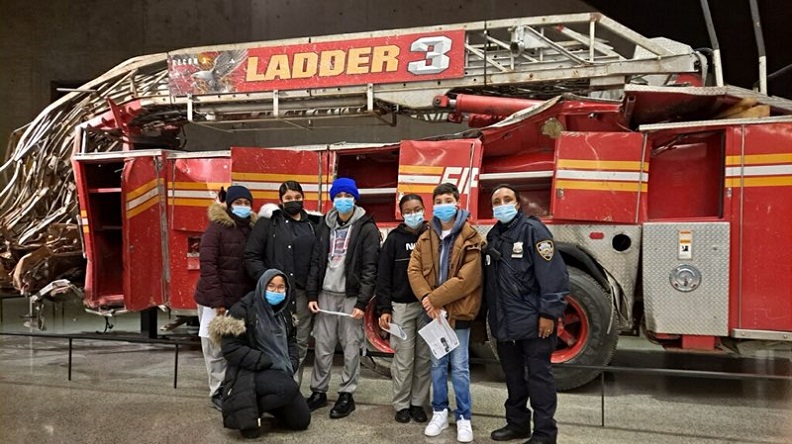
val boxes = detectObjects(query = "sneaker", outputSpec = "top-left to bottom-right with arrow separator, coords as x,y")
456,418 -> 473,443
395,408 -> 411,423
210,392 -> 223,412
329,393 -> 356,419
410,405 -> 428,423
424,410 -> 449,437
305,392 -> 328,411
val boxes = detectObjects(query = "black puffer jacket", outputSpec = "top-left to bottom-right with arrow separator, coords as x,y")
209,274 -> 298,434
484,213 -> 569,341
376,223 -> 426,314
244,207 -> 319,289
306,207 -> 380,311
194,203 -> 257,309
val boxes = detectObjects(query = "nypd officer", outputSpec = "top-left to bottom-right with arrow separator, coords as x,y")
484,184 -> 569,444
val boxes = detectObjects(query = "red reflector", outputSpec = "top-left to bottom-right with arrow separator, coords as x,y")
589,232 -> 605,240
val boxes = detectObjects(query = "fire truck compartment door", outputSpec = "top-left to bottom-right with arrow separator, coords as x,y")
231,147 -> 333,213
122,155 -> 168,311
397,139 -> 483,219
642,222 -> 730,336
552,132 -> 647,223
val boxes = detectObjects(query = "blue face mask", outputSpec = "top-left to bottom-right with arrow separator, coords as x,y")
333,197 -> 355,214
433,203 -> 457,223
493,203 -> 519,224
265,290 -> 286,305
404,211 -> 425,229
231,205 -> 251,218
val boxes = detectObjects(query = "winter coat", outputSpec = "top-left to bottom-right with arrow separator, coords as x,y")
376,223 -> 426,314
306,207 -> 380,311
484,213 -> 569,341
194,203 -> 258,309
244,207 -> 319,289
407,211 -> 484,328
209,274 -> 299,434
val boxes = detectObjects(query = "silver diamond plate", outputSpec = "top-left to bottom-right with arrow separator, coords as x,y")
642,222 -> 730,336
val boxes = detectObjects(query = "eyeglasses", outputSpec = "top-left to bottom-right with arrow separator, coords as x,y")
266,284 -> 287,292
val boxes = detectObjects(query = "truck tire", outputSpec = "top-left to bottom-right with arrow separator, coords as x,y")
362,299 -> 393,378
486,266 -> 618,390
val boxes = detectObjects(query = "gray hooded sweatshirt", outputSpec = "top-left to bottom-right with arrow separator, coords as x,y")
322,206 -> 367,294
253,269 -> 293,374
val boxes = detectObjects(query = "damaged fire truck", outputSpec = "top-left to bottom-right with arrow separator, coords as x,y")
2,13 -> 791,390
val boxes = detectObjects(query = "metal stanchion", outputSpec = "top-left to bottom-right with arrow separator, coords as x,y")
173,343 -> 179,389
68,338 -> 73,381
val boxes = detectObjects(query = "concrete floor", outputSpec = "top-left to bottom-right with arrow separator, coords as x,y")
1,297 -> 791,444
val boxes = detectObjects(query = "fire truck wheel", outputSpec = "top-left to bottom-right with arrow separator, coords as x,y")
485,267 -> 618,391
362,298 -> 393,378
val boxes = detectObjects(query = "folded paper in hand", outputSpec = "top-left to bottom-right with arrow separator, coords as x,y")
383,322 -> 408,340
418,311 -> 460,359
318,308 -> 352,317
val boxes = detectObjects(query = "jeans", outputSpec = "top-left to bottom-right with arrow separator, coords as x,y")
430,327 -> 471,420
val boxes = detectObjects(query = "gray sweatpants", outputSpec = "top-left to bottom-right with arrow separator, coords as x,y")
293,288 -> 314,388
197,304 -> 226,397
310,291 -> 363,394
390,302 -> 432,411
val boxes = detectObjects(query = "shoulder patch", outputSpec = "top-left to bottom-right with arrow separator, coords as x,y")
535,240 -> 555,261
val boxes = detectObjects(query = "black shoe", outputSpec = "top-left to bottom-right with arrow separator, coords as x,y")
525,436 -> 556,444
395,408 -> 411,423
306,392 -> 327,411
329,393 -> 356,419
240,428 -> 261,439
210,393 -> 223,412
409,405 -> 428,423
491,425 -> 531,441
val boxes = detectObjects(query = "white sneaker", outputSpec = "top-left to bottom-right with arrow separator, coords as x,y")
424,410 -> 449,437
456,418 -> 473,443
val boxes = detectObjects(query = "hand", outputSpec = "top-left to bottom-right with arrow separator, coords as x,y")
421,295 -> 434,313
379,313 -> 392,330
308,301 -> 320,313
538,317 -> 555,338
427,306 -> 440,320
214,307 -> 226,316
351,308 -> 365,320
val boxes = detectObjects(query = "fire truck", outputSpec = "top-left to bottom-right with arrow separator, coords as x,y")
3,13 -> 792,390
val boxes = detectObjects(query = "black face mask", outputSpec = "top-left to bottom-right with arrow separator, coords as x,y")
282,200 -> 304,216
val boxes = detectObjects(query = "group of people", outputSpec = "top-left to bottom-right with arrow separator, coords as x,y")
193,176 -> 569,444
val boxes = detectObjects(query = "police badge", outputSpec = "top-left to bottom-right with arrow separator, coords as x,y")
535,240 -> 555,261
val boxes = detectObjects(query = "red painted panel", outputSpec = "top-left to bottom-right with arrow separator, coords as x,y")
397,139 -> 482,220
122,156 -> 166,311
551,132 -> 646,223
735,123 -> 792,331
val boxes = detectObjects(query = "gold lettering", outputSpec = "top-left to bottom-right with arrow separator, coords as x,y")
264,54 -> 291,80
318,50 -> 346,77
292,52 -> 318,79
245,57 -> 266,81
346,47 -> 372,75
371,45 -> 400,73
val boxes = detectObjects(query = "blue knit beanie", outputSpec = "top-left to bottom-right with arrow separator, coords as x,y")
330,177 -> 359,200
225,185 -> 253,205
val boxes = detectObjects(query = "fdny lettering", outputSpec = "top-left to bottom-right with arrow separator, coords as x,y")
246,45 -> 401,81
405,242 -> 416,251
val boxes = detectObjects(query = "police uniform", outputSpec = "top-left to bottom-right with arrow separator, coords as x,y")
484,213 -> 569,443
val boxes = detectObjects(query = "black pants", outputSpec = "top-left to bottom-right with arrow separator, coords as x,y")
254,369 -> 311,431
497,336 -> 558,441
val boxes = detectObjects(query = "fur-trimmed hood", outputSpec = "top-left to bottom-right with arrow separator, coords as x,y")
208,313 -> 246,346
208,202 -> 258,227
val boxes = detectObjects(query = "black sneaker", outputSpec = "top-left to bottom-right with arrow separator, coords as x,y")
210,393 -> 223,412
329,393 -> 356,419
395,408 -> 411,423
491,425 -> 531,441
409,405 -> 428,423
306,392 -> 328,411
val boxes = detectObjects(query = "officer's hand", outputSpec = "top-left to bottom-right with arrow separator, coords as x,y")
538,317 -> 555,338
379,313 -> 392,330
308,301 -> 320,313
351,308 -> 365,320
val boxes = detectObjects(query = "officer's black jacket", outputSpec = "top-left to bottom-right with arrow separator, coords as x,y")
484,213 -> 569,341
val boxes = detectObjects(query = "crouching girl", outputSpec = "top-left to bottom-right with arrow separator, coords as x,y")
210,269 -> 311,439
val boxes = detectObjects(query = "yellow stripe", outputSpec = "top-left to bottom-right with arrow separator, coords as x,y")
398,165 -> 444,174
725,176 -> 792,188
168,198 -> 215,207
725,153 -> 792,166
398,184 -> 439,194
126,178 -> 162,202
555,180 -> 648,193
557,159 -> 649,172
251,191 -> 320,200
82,226 -> 90,233
126,196 -> 159,219
172,182 -> 228,190
80,210 -> 87,217
231,172 -> 332,182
